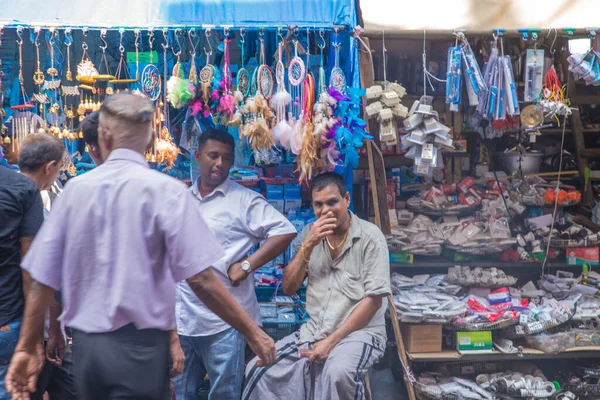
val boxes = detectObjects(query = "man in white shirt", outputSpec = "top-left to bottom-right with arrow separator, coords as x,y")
173,128 -> 297,400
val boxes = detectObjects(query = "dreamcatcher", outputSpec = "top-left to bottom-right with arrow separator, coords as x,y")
271,29 -> 294,148
187,29 -> 199,85
330,40 -> 347,94
297,29 -> 322,183
149,29 -> 180,170
199,29 -> 217,107
237,29 -> 250,97
256,29 -> 274,99
93,30 -> 115,82
108,28 -> 139,93
141,29 -> 161,101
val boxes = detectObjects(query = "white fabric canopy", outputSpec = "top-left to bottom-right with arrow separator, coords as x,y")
361,0 -> 600,34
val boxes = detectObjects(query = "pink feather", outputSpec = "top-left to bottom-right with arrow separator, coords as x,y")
190,101 -> 203,116
211,90 -> 220,101
218,95 -> 236,117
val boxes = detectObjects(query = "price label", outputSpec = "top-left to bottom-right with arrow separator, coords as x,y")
528,322 -> 544,332
519,314 -> 529,324
538,313 -> 552,323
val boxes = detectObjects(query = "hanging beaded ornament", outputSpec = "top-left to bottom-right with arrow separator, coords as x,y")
330,42 -> 346,94
141,30 -> 161,101
256,31 -> 274,99
237,29 -> 250,97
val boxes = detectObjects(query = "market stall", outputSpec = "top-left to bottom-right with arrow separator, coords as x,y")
354,1 -> 600,398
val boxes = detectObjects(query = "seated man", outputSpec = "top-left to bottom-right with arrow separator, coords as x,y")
243,172 -> 391,400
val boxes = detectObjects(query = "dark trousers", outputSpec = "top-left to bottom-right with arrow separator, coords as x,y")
72,324 -> 170,400
35,343 -> 77,400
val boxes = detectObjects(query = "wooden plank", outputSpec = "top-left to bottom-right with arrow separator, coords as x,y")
359,36 -> 390,234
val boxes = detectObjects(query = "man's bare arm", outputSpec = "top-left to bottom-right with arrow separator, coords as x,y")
15,281 -> 55,351
20,237 -> 35,299
186,268 -> 276,366
326,295 -> 384,346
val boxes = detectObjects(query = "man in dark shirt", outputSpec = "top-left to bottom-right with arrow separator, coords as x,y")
0,165 -> 44,399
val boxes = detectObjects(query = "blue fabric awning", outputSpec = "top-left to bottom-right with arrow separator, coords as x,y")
0,0 -> 357,29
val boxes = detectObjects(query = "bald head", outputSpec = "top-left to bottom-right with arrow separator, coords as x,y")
98,93 -> 155,158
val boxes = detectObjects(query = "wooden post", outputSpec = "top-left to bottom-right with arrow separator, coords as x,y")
358,36 -> 391,234
358,35 -> 417,400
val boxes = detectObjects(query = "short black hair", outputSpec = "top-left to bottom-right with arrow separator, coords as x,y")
198,128 -> 235,151
18,133 -> 65,173
310,172 -> 347,197
81,112 -> 99,146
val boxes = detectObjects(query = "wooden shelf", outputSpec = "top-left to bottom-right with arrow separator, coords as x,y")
390,260 -> 579,270
408,347 -> 600,362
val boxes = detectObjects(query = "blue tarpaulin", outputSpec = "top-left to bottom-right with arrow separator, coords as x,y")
0,0 -> 357,28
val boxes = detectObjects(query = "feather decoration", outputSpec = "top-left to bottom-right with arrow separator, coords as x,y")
272,119 -> 294,149
290,119 -> 304,155
166,76 -> 195,109
270,90 -> 292,122
217,94 -> 236,118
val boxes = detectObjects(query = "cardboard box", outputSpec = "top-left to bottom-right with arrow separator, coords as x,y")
456,331 -> 493,354
567,247 -> 600,266
401,324 -> 442,353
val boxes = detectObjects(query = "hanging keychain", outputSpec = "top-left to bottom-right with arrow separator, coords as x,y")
318,29 -> 327,97
64,29 -> 73,81
32,28 -> 45,87
188,29 -> 199,85
237,29 -> 250,97
76,28 -> 98,86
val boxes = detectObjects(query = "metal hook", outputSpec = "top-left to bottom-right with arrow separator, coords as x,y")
240,28 -> 246,44
117,28 -> 125,53
259,28 -> 264,40
189,28 -> 199,55
133,29 -> 140,45
278,27 -> 284,43
34,27 -> 41,48
318,29 -> 326,50
16,26 -> 23,45
549,27 -> 558,55
100,29 -> 108,53
162,28 -> 169,50
148,28 -> 155,51
203,29 -> 213,57
172,29 -> 182,56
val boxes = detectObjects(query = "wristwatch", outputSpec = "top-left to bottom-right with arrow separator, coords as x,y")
241,260 -> 252,274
